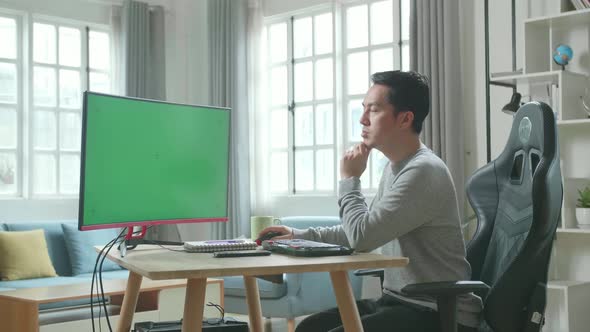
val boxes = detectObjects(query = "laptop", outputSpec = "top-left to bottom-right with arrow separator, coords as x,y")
261,239 -> 353,257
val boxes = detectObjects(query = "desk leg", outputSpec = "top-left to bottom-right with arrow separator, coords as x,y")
243,275 -> 263,332
0,298 -> 38,331
116,271 -> 143,332
330,271 -> 363,332
182,278 -> 207,332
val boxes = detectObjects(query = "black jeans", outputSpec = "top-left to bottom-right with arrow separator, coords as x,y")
295,294 -> 477,332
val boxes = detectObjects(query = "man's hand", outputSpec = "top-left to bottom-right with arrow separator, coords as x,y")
258,226 -> 294,241
340,143 -> 371,179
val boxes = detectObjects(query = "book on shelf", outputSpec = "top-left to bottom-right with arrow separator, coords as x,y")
551,83 -> 560,118
183,239 -> 257,253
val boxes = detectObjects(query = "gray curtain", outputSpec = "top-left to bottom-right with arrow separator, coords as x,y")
410,0 -> 465,217
116,0 -> 178,241
121,0 -> 166,100
208,0 -> 251,239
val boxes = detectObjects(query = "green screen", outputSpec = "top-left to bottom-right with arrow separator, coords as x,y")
79,92 -> 230,229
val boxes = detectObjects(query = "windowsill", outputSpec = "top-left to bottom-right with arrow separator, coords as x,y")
0,196 -> 78,201
0,198 -> 79,221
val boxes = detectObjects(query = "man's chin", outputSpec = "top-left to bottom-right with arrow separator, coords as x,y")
362,138 -> 374,149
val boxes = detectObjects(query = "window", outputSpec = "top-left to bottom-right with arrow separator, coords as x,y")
0,11 -> 111,198
263,0 -> 410,197
0,15 -> 20,196
267,11 -> 336,195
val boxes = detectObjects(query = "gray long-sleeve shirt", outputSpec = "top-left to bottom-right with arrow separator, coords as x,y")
293,145 -> 483,327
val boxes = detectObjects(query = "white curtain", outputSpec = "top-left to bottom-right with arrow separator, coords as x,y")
246,0 -> 268,219
410,0 -> 465,217
112,0 -> 178,241
208,0 -> 252,239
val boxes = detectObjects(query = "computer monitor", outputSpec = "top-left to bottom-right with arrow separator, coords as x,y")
78,92 -> 231,234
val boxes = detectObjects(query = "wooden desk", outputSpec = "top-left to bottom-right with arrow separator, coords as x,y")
0,278 -> 223,332
105,245 -> 408,332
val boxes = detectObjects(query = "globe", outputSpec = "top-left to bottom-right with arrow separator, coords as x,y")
553,44 -> 573,66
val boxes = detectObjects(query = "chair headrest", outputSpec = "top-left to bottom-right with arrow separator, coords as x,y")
498,101 -> 557,162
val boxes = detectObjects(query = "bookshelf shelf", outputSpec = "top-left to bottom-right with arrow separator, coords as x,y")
545,280 -> 590,331
556,228 -> 590,234
557,119 -> 590,126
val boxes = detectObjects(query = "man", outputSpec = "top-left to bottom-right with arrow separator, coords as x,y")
261,71 -> 482,332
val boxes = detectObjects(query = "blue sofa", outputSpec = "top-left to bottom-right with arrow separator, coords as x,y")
222,216 -> 363,331
0,220 -> 129,310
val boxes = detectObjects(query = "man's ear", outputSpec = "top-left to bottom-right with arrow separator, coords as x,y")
400,111 -> 414,130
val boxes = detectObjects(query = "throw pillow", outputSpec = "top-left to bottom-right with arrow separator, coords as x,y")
0,229 -> 58,280
61,223 -> 122,275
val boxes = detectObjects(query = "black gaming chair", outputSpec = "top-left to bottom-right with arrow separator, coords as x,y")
401,102 -> 563,332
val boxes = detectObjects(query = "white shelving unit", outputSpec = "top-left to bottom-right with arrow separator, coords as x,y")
545,280 -> 590,332
491,7 -> 590,332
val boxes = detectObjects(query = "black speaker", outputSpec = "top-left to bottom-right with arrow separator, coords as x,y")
134,318 -> 248,332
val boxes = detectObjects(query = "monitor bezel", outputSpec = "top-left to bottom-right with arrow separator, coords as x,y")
78,91 -> 231,231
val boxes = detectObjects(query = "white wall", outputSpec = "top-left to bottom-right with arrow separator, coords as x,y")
263,0 -> 330,17
165,0 -> 209,106
0,0 -> 111,24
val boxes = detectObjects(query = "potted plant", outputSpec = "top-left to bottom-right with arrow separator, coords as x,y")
576,186 -> 590,228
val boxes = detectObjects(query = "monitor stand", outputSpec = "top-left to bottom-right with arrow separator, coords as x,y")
118,226 -> 184,257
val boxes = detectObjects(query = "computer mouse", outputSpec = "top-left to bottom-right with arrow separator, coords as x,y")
255,231 -> 283,245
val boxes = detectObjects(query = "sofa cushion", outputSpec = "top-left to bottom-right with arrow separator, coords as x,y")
5,221 -> 73,276
223,275 -> 287,299
0,229 -> 58,281
61,223 -> 122,275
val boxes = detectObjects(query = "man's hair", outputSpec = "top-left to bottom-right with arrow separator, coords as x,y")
370,70 -> 430,134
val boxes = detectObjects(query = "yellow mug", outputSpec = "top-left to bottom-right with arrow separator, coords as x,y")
250,216 -> 281,240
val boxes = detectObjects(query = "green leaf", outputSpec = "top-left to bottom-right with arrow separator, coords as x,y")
578,186 -> 590,208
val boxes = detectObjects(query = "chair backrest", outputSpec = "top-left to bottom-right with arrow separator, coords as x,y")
465,102 -> 562,332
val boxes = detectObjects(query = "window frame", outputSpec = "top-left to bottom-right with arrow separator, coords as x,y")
265,6 -> 338,196
0,9 -> 112,199
0,11 -> 24,197
290,9 -> 338,195
259,0 -> 409,208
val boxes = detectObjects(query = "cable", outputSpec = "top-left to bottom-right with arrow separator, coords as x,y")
91,233 -> 120,332
91,225 -> 155,332
91,228 -> 126,332
98,233 -> 123,331
141,238 -> 186,252
97,274 -> 102,332
91,230 -> 125,332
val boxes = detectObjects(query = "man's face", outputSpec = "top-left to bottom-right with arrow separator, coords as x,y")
360,84 -> 411,150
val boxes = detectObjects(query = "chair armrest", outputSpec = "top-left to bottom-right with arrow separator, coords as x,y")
404,281 -> 489,332
353,269 -> 384,278
354,268 -> 384,286
402,280 -> 489,298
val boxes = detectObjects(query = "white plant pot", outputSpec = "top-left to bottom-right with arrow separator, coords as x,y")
576,208 -> 590,229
